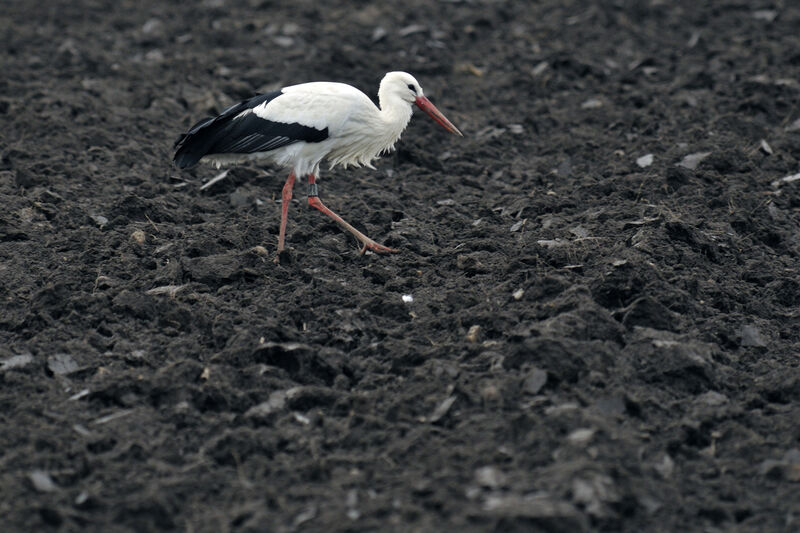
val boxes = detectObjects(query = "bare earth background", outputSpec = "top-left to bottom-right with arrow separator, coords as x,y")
2,0 -> 800,531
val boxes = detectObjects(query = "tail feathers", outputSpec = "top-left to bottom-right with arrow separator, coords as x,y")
173,116 -> 225,169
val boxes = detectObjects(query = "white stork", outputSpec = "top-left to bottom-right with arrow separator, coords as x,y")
174,71 -> 462,257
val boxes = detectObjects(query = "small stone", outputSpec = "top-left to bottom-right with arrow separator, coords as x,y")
480,383 -> 501,404
752,10 -> 777,22
465,486 -> 481,500
144,49 -> 164,62
75,490 -> 90,506
141,18 -> 163,34
571,475 -> 619,517
146,284 -> 187,296
759,459 -> 784,478
698,391 -> 728,406
677,151 -> 711,170
654,454 -> 675,479
545,402 -> 580,416
482,492 -> 583,524
532,61 -> 549,76
537,239 -> 567,248
29,470 -> 58,492
272,36 -> 294,48
0,353 -> 34,372
245,390 -> 287,418
569,225 -> 588,238
281,22 -> 300,35
371,26 -> 387,42
636,154 -> 654,168
567,428 -> 596,445
292,505 -> 317,527
90,214 -> 108,227
428,395 -> 456,423
47,353 -> 78,375
399,24 -> 426,37
475,466 -> 506,488
581,97 -> 603,109
785,118 -> 800,132
154,243 -> 174,254
252,245 -> 269,256
130,230 -> 146,244
512,288 -> 524,300
402,294 -> 414,303
740,325 -> 767,347
639,495 -> 662,514
466,325 -> 481,343
229,189 -> 251,208
522,368 -> 547,395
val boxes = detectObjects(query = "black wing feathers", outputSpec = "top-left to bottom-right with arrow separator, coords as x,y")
173,90 -> 328,169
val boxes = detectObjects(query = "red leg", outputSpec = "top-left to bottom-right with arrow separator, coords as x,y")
276,171 -> 296,256
306,174 -> 397,254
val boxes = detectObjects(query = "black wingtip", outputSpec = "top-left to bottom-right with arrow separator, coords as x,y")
173,149 -> 199,169
173,124 -> 211,168
172,115 -> 223,169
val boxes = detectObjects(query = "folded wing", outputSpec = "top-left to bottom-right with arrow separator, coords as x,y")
173,90 -> 329,169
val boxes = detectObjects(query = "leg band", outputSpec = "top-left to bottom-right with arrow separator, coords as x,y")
307,183 -> 319,198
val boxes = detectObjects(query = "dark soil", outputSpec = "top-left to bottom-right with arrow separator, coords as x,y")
2,1 -> 800,531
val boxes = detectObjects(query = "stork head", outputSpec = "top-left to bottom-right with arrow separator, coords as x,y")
381,72 -> 463,136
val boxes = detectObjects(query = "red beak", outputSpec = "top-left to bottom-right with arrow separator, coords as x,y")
415,96 -> 463,136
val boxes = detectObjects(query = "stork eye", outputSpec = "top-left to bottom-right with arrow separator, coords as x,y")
407,84 -> 416,93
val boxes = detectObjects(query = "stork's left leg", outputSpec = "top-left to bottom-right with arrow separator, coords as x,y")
276,171 -> 296,257
306,174 -> 397,254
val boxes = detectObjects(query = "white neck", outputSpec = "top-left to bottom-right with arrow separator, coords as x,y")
376,89 -> 414,149
325,83 -> 415,170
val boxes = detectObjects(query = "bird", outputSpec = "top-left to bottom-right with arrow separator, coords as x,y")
173,71 -> 462,257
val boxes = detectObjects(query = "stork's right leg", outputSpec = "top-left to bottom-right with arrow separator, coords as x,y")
276,171 -> 296,256
306,174 -> 397,254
